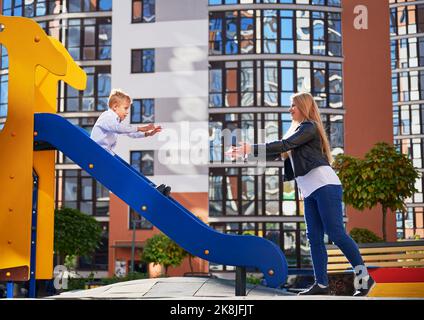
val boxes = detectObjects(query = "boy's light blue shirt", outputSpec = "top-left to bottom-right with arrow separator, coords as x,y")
90,109 -> 145,153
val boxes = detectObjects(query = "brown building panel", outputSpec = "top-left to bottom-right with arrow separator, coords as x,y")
342,0 -> 396,241
108,192 -> 209,277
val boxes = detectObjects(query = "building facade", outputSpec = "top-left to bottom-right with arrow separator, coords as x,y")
390,0 -> 424,239
208,0 -> 345,271
0,0 -> 399,279
108,0 -> 210,277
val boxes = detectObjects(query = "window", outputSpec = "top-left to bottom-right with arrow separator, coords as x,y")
78,222 -> 109,271
131,49 -> 155,73
66,17 -> 112,61
99,0 -> 112,11
208,0 -> 341,6
129,209 -> 153,230
62,66 -> 111,112
396,206 -> 424,240
68,0 -> 112,13
2,0 -> 111,16
0,48 -> 8,132
38,20 -> 62,41
130,151 -> 154,176
128,261 -> 148,273
209,166 -> 306,217
209,60 -> 343,108
132,0 -> 156,23
57,169 -> 110,216
209,9 -> 342,57
131,99 -> 154,124
2,0 -> 63,17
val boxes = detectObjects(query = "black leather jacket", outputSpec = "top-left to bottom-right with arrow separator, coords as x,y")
252,121 -> 330,181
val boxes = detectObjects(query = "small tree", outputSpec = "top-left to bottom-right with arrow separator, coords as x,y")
54,207 -> 103,266
141,234 -> 188,276
333,142 -> 420,241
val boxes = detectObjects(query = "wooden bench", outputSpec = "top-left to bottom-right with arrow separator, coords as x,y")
326,240 -> 424,297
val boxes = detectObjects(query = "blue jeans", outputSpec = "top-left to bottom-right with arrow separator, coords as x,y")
304,184 -> 365,286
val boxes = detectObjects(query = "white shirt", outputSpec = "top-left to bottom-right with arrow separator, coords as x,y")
285,124 -> 341,199
288,153 -> 341,199
90,109 -> 145,153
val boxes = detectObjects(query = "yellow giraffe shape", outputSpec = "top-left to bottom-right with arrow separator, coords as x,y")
33,36 -> 86,279
0,15 -> 66,281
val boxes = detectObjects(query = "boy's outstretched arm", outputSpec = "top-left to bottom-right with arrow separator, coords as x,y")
137,123 -> 155,132
126,125 -> 162,138
98,114 -> 142,135
144,126 -> 162,137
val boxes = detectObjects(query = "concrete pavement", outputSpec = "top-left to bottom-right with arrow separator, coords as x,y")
46,277 -> 422,300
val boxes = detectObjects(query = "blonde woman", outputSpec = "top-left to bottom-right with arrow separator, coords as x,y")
227,92 -> 375,296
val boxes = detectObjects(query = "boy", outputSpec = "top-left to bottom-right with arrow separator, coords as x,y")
90,88 -> 171,196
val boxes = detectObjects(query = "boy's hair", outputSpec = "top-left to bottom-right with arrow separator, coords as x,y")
108,88 -> 132,108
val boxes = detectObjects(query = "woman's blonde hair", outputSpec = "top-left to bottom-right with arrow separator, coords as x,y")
285,92 -> 334,164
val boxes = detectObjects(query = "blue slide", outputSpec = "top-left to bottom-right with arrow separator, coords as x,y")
34,113 -> 288,288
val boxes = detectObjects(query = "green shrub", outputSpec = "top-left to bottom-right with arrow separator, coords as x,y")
66,277 -> 89,291
54,207 -> 103,260
349,228 -> 383,243
246,275 -> 262,285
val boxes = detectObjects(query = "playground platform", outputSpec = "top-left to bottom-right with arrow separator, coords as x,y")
46,277 -> 423,300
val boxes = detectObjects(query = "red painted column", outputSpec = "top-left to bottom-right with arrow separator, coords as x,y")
341,0 -> 396,241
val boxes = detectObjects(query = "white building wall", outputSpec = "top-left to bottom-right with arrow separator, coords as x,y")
111,0 -> 209,192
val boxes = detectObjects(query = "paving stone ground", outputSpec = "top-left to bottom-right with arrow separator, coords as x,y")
45,277 -> 422,300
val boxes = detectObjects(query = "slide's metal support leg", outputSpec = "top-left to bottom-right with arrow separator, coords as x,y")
235,266 -> 246,296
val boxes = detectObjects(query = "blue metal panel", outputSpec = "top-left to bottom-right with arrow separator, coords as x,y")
29,170 -> 39,298
34,113 -> 288,288
6,282 -> 14,298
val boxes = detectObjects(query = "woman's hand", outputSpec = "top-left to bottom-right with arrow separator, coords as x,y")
224,142 -> 252,159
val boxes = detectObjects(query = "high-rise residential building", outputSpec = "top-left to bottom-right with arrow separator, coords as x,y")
108,0 -> 210,277
0,0 -> 397,279
390,0 -> 424,240
207,0 -> 345,271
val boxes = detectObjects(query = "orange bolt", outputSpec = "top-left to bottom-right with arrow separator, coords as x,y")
11,132 -> 16,137
204,250 -> 210,255
7,240 -> 12,245
34,131 -> 38,136
6,272 -> 11,277
89,164 -> 94,169
8,208 -> 13,213
268,269 -> 274,276
9,175 -> 14,180
34,35 -> 40,42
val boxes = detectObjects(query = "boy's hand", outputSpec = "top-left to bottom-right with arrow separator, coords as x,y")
145,126 -> 162,137
138,123 -> 155,132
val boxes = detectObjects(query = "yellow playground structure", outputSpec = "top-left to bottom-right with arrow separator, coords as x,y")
0,15 -> 86,297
